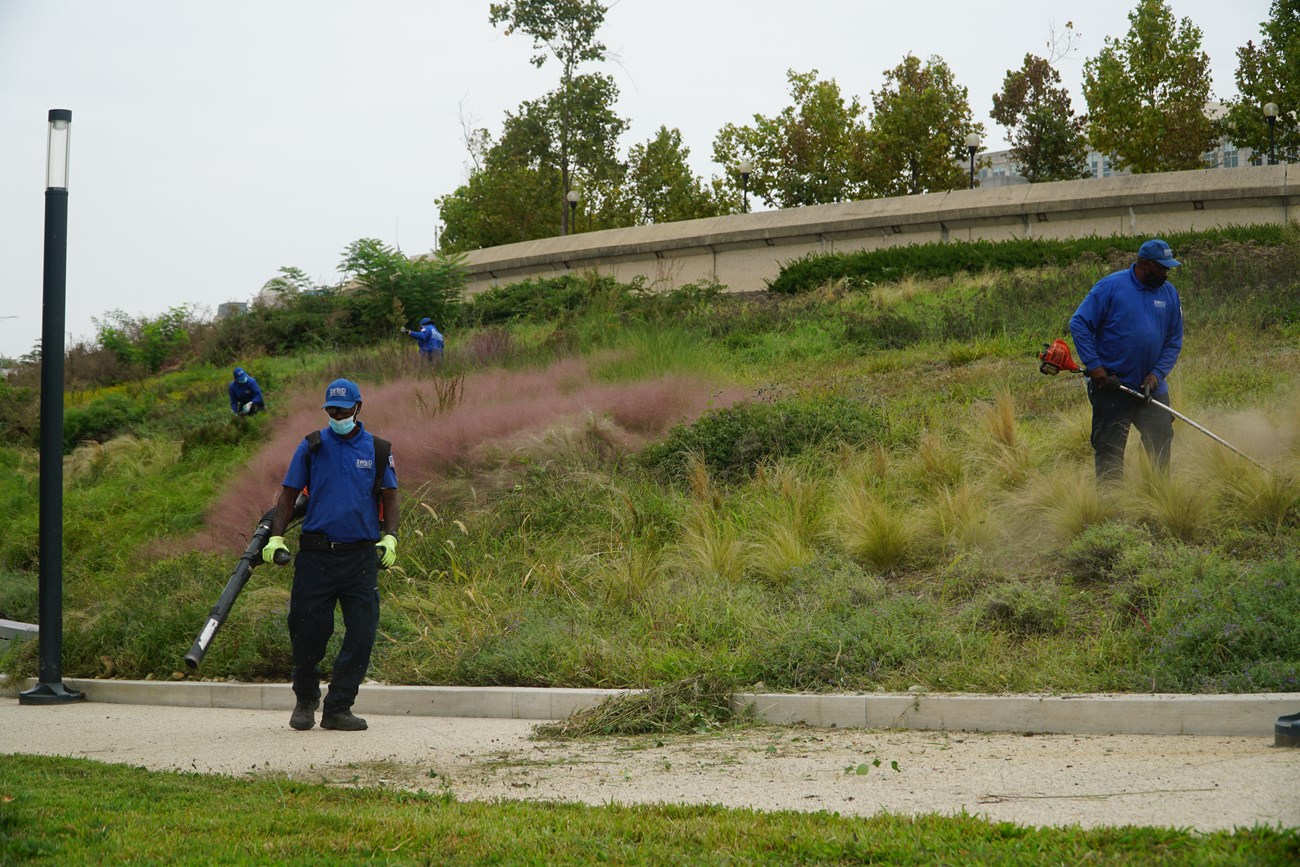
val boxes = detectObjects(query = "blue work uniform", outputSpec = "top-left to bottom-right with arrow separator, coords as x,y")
229,375 -> 265,413
281,422 -> 397,714
282,423 -> 398,543
1070,266 -> 1183,481
409,324 -> 444,359
1069,265 -> 1183,396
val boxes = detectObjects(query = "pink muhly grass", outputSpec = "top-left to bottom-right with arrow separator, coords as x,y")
189,360 -> 743,552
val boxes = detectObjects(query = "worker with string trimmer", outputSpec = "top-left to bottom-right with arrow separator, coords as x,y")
1068,239 -> 1184,483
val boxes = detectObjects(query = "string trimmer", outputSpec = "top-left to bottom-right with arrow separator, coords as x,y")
1037,338 -> 1268,471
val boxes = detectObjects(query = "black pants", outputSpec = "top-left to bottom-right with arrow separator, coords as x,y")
1088,381 -> 1174,482
288,547 -> 379,714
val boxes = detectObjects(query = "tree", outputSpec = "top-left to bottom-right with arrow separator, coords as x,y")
437,74 -> 628,250
712,69 -> 873,209
1224,0 -> 1300,162
338,239 -> 464,334
94,306 -> 192,374
489,0 -> 611,235
623,126 -> 723,223
991,54 -> 1089,182
862,55 -> 983,197
1082,0 -> 1218,173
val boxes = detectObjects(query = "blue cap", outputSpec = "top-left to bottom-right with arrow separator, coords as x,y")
419,317 -> 432,326
233,367 -> 246,379
1137,239 -> 1180,268
322,378 -> 362,408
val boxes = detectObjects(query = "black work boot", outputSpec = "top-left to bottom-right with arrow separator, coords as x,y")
289,698 -> 319,731
320,709 -> 368,731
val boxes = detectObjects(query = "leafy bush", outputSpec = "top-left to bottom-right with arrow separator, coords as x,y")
641,397 -> 887,484
63,393 -> 148,451
1139,556 -> 1300,692
972,582 -> 1068,638
1061,522 -> 1155,584
466,272 -> 640,326
767,225 -> 1287,295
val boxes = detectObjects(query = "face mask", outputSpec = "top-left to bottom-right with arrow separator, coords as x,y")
238,376 -> 248,384
328,415 -> 356,436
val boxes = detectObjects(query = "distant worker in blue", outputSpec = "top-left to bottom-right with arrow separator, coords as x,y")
400,317 -> 444,361
228,367 -> 265,417
1069,239 -> 1184,483
263,378 -> 399,733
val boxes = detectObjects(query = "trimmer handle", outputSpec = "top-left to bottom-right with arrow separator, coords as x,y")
273,549 -> 291,566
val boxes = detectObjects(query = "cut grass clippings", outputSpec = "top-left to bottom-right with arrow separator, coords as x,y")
1,755 -> 1295,865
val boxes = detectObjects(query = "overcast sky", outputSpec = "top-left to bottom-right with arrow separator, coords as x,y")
0,0 -> 1270,360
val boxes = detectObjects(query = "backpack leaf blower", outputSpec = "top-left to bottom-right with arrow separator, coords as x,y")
183,494 -> 306,670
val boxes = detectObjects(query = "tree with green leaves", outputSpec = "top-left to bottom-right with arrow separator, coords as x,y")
712,69 -> 873,209
862,55 -> 983,196
94,306 -> 192,374
1224,0 -> 1300,163
489,0 -> 611,235
623,126 -> 723,223
1082,0 -> 1218,173
338,238 -> 464,334
991,54 -> 1089,182
437,74 -> 628,250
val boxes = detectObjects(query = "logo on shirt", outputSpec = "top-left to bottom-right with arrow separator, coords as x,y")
1153,300 -> 1166,309
356,459 -> 374,469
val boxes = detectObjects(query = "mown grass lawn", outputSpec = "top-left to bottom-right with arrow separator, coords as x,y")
2,755 -> 1295,865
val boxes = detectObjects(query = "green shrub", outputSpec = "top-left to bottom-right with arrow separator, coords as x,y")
1061,522 -> 1155,584
972,582 -> 1068,638
467,273 -> 634,325
63,393 -> 148,451
641,398 -> 887,484
1138,556 -> 1300,692
767,226 -> 1288,295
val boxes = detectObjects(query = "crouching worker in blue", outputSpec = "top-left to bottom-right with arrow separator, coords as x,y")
262,378 -> 399,732
400,317 -> 444,361
1069,239 -> 1184,483
229,367 -> 265,416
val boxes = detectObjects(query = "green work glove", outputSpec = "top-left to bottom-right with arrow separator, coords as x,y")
262,535 -> 290,565
376,534 -> 397,569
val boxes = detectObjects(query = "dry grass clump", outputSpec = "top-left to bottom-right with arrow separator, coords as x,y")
832,485 -> 914,572
921,482 -> 996,555
532,675 -> 736,738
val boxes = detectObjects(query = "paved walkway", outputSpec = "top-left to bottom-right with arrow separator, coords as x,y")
3,699 -> 1297,831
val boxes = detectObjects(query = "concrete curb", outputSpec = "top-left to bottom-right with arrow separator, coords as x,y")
11,679 -> 1299,737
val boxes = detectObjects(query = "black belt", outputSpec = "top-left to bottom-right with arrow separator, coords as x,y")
300,533 -> 375,551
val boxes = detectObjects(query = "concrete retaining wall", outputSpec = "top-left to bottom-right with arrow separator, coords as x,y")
454,164 -> 1296,296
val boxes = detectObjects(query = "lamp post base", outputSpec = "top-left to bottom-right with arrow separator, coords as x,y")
1276,711 -> 1300,748
18,681 -> 84,705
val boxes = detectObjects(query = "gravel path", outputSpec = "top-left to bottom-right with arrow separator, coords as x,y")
3,701 -> 1296,831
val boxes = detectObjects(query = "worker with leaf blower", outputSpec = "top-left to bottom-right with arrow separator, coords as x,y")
262,378 -> 399,732
1069,239 -> 1184,482
400,317 -> 444,361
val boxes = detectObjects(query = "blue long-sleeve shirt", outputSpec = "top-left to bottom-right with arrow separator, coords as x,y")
408,324 -> 444,355
1069,266 -> 1183,396
229,375 -> 264,412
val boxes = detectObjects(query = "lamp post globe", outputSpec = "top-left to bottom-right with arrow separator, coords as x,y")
565,189 -> 580,235
965,133 -> 981,190
1264,102 -> 1279,165
738,159 -> 753,213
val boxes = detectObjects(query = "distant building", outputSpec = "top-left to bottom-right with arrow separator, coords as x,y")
978,101 -> 1266,186
217,301 -> 248,320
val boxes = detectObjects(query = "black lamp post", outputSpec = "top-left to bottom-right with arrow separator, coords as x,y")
20,110 -> 83,706
1264,102 -> 1279,165
965,133 -> 980,190
739,159 -> 752,213
565,189 -> 579,235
